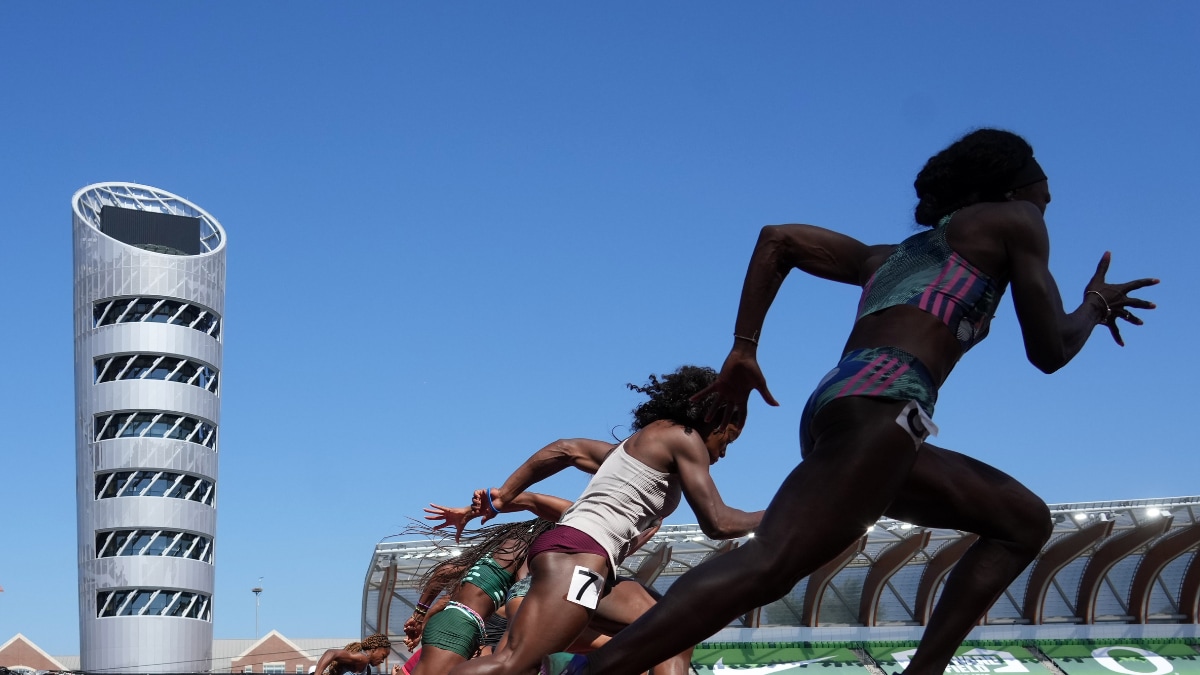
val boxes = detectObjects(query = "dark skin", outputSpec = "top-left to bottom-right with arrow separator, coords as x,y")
312,647 -> 389,675
406,492 -> 573,675
415,494 -> 664,673
580,181 -> 1158,675
449,424 -> 763,675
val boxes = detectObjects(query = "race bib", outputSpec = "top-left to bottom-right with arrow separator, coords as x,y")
566,565 -> 604,609
895,400 -> 938,449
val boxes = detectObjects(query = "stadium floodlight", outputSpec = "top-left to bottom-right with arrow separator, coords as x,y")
1145,508 -> 1161,518
1074,513 -> 1088,521
899,523 -> 914,530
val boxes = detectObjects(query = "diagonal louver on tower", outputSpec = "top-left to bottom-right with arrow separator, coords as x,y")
73,183 -> 226,673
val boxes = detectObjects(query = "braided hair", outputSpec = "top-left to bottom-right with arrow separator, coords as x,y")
412,518 -> 556,597
627,365 -> 718,433
913,128 -> 1037,227
361,634 -> 391,650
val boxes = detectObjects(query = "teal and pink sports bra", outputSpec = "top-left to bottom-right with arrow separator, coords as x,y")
856,213 -> 1004,354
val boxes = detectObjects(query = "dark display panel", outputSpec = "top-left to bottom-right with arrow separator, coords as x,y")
100,205 -> 201,255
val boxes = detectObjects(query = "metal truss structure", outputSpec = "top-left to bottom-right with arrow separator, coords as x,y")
364,496 -> 1200,641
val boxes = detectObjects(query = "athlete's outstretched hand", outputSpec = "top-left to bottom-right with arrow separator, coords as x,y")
424,503 -> 476,543
1084,251 -> 1158,347
692,347 -> 779,431
471,488 -> 506,524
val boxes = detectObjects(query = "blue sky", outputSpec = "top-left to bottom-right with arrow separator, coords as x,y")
1,3 -> 1197,658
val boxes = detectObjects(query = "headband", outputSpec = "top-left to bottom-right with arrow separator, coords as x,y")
1006,157 -> 1046,192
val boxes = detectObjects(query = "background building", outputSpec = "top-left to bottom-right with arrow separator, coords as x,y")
1,632 -> 364,675
72,183 -> 227,673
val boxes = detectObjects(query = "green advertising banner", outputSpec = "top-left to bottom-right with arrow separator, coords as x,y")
692,642 -> 870,675
868,643 -> 1056,675
1039,642 -> 1200,675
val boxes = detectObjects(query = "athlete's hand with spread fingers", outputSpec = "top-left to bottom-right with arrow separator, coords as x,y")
423,503 -> 477,543
1083,251 -> 1159,347
693,346 -> 779,431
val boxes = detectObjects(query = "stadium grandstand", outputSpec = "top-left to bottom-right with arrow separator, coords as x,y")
363,496 -> 1200,673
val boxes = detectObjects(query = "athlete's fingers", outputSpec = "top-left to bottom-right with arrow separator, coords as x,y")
691,382 -> 718,404
1119,309 -> 1144,326
758,382 -> 780,407
1117,296 -> 1156,311
1107,320 -> 1125,347
1120,277 -> 1159,293
1093,251 -> 1112,280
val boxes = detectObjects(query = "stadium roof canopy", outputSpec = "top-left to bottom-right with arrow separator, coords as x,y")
363,496 -> 1200,641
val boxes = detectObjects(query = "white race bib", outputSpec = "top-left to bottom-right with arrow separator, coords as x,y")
566,565 -> 604,609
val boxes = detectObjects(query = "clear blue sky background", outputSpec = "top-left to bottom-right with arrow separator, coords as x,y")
1,2 -> 1196,658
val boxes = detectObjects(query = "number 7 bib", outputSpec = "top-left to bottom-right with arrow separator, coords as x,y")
567,565 -> 604,609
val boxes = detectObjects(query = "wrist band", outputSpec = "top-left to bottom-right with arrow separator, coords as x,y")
733,333 -> 759,345
484,488 -> 499,514
1086,290 -> 1111,321
416,601 -> 431,610
412,606 -> 427,616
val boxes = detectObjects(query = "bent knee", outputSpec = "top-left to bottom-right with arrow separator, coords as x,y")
999,496 -> 1052,555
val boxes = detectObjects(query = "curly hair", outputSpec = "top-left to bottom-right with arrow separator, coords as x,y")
411,518 -> 556,596
343,642 -> 362,653
913,128 -> 1037,227
627,365 -> 718,433
361,634 -> 391,650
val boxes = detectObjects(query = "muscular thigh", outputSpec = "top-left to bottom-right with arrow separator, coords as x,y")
502,552 -> 607,659
588,579 -> 656,635
885,442 -> 1049,540
752,397 -> 924,572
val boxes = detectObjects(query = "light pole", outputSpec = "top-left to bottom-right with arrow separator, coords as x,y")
252,579 -> 263,638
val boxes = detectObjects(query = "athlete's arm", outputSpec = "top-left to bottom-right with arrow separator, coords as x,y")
732,225 -> 875,343
696,224 -> 879,428
403,560 -> 467,642
499,491 -> 574,521
627,519 -> 662,555
483,438 -> 616,517
312,649 -> 349,675
1004,203 -> 1157,372
672,437 -> 762,540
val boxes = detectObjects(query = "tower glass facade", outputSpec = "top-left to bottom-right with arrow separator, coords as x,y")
73,183 -> 226,673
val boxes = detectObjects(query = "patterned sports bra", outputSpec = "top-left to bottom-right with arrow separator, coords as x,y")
856,213 -> 1004,354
